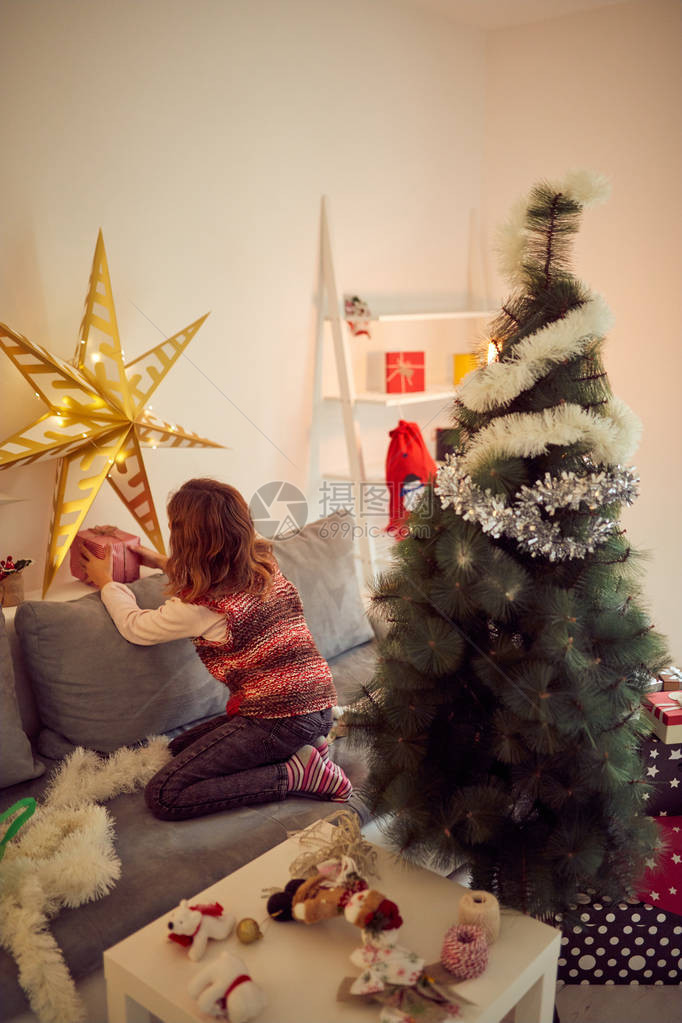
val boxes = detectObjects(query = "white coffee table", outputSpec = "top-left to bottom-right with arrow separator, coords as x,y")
104,832 -> 560,1023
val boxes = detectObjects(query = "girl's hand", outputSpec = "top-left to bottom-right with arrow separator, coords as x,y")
136,544 -> 169,571
79,543 -> 114,589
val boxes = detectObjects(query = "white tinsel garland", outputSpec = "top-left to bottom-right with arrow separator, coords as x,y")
434,455 -> 638,562
496,170 -> 611,286
457,294 -> 613,413
548,169 -> 612,209
459,399 -> 641,478
0,738 -> 170,1023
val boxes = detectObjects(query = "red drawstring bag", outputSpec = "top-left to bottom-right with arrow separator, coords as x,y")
385,420 -> 437,535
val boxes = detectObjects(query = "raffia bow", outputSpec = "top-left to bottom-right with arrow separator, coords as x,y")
89,525 -> 121,536
387,356 -> 416,390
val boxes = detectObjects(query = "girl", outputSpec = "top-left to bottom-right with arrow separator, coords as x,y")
79,477 -> 352,820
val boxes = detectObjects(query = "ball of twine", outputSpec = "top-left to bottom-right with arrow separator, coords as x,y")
457,890 -> 500,944
441,923 -> 488,979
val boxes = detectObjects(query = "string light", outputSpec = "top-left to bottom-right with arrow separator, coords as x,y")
0,231 -> 218,595
487,339 -> 499,364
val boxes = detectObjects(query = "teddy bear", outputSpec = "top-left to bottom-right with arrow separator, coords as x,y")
166,899 -> 235,960
187,950 -> 267,1021
291,871 -> 370,924
266,858 -> 402,938
265,857 -> 370,926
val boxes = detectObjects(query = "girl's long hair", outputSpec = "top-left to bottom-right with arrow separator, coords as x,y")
165,478 -> 276,602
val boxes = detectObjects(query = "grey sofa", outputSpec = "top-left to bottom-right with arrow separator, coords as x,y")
0,511 -> 378,1020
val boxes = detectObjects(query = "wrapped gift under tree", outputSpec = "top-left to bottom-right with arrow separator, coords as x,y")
556,879 -> 682,985
658,667 -> 682,691
70,526 -> 141,585
555,756 -> 682,986
641,733 -> 682,816
642,692 -> 682,745
636,816 -> 682,918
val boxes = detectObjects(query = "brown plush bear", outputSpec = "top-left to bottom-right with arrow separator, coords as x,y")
291,872 -> 369,924
266,858 -> 403,937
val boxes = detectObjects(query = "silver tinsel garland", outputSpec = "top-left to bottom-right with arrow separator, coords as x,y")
434,455 -> 639,561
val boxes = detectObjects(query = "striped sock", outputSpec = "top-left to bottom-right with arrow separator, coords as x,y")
286,746 -> 352,802
313,735 -> 330,762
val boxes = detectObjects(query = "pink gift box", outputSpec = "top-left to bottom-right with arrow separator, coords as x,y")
642,690 -> 682,744
70,526 -> 141,585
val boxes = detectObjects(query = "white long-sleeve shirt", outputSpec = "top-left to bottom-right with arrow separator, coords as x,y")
100,581 -> 228,646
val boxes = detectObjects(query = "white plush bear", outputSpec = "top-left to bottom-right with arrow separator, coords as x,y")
167,900 -> 235,961
187,951 -> 267,1021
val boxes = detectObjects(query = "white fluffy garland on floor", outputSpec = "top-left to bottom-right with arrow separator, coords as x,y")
0,738 -> 170,1023
457,293 -> 613,413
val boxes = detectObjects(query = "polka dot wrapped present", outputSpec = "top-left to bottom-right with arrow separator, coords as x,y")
556,816 -> 682,985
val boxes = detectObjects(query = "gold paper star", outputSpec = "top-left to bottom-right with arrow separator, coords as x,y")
0,231 -> 223,594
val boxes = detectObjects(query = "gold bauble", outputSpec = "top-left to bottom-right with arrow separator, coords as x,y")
236,918 -> 263,944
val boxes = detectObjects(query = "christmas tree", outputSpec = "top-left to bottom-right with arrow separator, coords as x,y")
346,172 -> 668,918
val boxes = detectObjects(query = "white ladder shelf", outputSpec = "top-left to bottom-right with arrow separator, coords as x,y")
310,196 -> 495,582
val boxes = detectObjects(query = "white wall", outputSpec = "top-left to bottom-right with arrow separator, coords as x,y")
482,0 -> 682,658
0,0 -> 485,590
2,0 -> 679,663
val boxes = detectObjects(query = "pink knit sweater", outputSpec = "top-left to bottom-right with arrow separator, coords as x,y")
193,568 -> 337,719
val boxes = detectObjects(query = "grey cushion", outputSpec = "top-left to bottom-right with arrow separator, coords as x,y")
14,574 -> 229,754
271,510 -> 374,660
4,613 -> 41,738
0,607 -> 44,788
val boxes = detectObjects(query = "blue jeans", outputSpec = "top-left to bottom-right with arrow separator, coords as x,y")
145,707 -> 333,820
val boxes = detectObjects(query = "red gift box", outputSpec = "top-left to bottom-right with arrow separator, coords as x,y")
642,691 -> 682,744
635,815 -> 682,918
385,352 -> 425,394
70,525 -> 141,585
